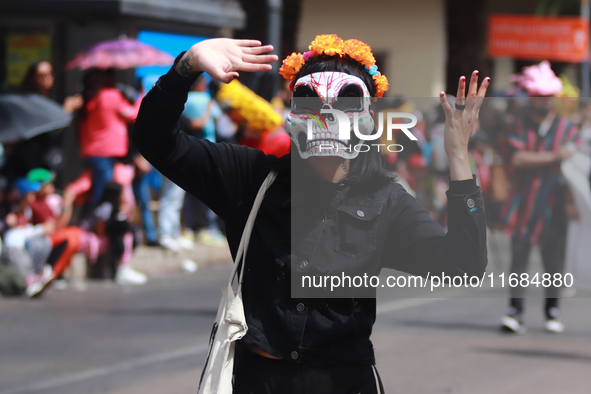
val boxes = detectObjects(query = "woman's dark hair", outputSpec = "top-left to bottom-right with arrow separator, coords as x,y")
77,68 -> 116,123
81,69 -> 116,103
293,55 -> 391,185
20,61 -> 46,94
296,55 -> 376,97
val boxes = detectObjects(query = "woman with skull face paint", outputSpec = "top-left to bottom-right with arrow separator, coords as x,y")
132,36 -> 489,393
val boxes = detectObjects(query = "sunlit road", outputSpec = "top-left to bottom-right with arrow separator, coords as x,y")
1,257 -> 591,393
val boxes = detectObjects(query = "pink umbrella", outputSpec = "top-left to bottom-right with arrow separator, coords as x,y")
66,38 -> 174,70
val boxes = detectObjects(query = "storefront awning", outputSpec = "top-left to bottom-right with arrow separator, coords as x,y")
0,0 -> 246,29
120,0 -> 246,29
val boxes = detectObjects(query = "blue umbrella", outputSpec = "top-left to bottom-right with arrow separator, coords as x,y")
0,93 -> 73,144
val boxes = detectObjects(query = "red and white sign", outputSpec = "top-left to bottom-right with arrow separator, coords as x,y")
488,15 -> 590,62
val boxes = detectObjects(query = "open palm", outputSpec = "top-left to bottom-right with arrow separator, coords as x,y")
439,71 -> 490,157
179,39 -> 278,83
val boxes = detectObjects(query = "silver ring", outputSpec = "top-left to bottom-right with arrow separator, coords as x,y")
455,103 -> 466,110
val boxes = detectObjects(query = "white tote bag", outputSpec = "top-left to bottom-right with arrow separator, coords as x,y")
198,170 -> 278,394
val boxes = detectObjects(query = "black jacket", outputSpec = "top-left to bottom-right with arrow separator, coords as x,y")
131,61 -> 487,366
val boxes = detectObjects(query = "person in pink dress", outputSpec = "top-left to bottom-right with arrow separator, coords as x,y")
78,69 -> 141,207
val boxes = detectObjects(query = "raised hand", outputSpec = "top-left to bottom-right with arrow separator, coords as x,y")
439,71 -> 490,180
175,39 -> 278,83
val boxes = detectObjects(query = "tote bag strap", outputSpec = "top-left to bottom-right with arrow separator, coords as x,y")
228,170 -> 278,290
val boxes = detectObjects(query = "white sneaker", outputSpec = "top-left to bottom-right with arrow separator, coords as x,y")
500,307 -> 526,334
182,259 -> 198,272
175,236 -> 195,251
500,315 -> 526,334
26,265 -> 54,298
26,281 -> 44,298
545,319 -> 565,333
545,307 -> 565,333
159,236 -> 180,252
115,266 -> 148,285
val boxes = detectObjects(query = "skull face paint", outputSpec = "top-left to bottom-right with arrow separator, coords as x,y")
285,72 -> 374,159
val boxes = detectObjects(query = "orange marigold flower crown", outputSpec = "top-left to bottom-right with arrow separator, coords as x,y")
279,34 -> 389,97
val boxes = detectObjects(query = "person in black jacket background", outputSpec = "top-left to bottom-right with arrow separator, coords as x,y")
132,36 -> 489,394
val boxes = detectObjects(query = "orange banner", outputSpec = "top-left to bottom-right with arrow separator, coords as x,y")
488,15 -> 589,62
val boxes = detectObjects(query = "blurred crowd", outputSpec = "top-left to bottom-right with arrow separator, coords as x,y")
1,58 -> 590,315
381,61 -> 591,332
378,66 -> 591,234
0,60 -> 291,298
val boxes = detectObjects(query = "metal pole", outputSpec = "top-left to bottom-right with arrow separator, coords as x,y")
582,0 -> 590,97
267,0 -> 283,98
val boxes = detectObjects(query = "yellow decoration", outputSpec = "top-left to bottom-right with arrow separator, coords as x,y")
216,80 -> 282,132
372,74 -> 389,99
279,52 -> 305,82
343,39 -> 375,68
309,34 -> 345,57
554,75 -> 580,118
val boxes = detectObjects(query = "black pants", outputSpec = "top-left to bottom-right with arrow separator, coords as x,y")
509,193 -> 567,310
233,350 -> 384,394
509,237 -> 566,300
510,217 -> 566,311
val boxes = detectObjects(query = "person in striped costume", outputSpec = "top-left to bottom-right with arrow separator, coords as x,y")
499,61 -> 580,334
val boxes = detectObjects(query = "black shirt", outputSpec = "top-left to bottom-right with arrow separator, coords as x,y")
131,60 -> 487,366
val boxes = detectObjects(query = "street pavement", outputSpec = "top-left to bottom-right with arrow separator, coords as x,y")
1,232 -> 591,394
